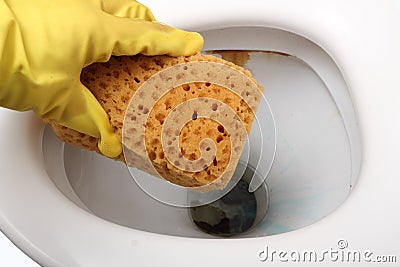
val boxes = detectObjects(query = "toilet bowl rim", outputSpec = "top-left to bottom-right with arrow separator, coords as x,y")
1,2 -> 399,265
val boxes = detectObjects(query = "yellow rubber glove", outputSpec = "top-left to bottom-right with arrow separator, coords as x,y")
0,0 -> 203,158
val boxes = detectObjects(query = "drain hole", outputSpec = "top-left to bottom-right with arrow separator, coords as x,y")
189,163 -> 269,237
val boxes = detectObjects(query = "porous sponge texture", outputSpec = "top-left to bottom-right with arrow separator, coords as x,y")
46,53 -> 262,188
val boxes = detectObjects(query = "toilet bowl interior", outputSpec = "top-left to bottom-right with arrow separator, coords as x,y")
42,27 -> 361,238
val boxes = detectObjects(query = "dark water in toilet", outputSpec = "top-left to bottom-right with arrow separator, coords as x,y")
189,179 -> 257,237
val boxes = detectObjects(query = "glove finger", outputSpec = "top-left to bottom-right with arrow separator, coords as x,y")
105,17 -> 204,57
100,0 -> 155,21
58,82 -> 122,158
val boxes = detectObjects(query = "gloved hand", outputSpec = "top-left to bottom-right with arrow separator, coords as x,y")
0,0 -> 203,158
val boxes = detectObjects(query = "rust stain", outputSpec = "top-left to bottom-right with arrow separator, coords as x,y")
265,51 -> 291,57
207,50 -> 291,67
207,50 -> 251,67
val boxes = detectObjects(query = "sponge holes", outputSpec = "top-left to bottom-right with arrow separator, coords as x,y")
143,79 -> 256,179
122,61 -> 273,207
160,97 -> 246,175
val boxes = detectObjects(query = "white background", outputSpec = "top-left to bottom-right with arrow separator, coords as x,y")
0,231 -> 39,266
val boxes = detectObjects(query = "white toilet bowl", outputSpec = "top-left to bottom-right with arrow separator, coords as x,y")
1,1 -> 399,266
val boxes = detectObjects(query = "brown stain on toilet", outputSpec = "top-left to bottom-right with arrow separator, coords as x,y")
209,50 -> 251,67
208,50 -> 291,67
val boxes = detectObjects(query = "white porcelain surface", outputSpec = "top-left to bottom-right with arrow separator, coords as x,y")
0,0 -> 399,266
42,38 -> 358,238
